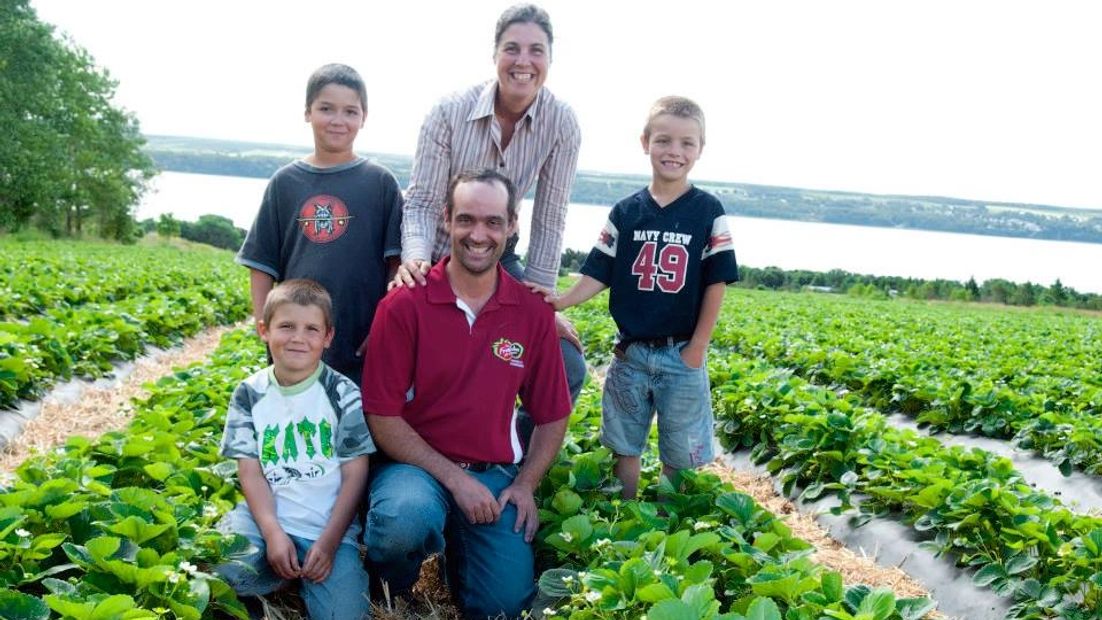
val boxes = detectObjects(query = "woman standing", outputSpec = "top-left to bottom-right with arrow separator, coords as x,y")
395,3 -> 586,402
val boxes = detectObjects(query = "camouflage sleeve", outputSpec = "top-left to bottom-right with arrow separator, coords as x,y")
220,382 -> 261,459
331,374 -> 376,461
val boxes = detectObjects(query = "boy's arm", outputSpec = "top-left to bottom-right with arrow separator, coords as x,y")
248,270 -> 275,333
556,275 -> 608,310
300,455 -> 368,583
238,458 -> 300,579
530,275 -> 608,311
681,282 -> 726,369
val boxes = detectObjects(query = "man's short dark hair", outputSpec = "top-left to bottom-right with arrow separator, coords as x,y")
494,4 -> 554,50
445,169 -> 518,222
305,63 -> 368,113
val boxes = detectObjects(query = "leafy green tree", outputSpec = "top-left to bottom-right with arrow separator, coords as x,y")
156,213 -> 180,238
179,214 -> 245,250
558,248 -> 588,275
1043,279 -> 1068,305
0,0 -> 154,239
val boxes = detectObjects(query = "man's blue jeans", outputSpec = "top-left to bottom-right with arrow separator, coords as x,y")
215,504 -> 370,620
363,462 -> 535,619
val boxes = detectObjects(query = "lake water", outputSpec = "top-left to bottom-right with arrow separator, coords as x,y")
140,171 -> 1102,294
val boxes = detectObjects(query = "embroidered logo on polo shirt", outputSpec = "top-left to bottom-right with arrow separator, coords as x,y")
492,338 -> 525,368
297,195 -> 353,244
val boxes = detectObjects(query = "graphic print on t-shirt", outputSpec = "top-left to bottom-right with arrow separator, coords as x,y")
259,415 -> 334,486
629,230 -> 691,294
297,195 -> 353,243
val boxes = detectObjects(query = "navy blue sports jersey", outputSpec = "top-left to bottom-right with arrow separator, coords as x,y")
580,187 -> 738,341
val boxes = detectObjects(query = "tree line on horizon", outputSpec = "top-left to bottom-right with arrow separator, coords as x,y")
559,249 -> 1102,311
0,0 -> 154,241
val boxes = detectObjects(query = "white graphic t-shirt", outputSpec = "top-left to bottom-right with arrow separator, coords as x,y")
220,363 -> 374,543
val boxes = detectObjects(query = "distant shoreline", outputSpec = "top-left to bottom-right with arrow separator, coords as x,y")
144,135 -> 1102,246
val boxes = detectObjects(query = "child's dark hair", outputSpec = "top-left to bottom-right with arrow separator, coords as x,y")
305,64 -> 367,113
644,96 -> 706,145
262,279 -> 334,330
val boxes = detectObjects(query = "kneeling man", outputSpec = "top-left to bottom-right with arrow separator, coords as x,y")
361,169 -> 570,619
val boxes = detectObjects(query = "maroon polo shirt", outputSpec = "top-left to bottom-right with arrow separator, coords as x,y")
361,258 -> 570,464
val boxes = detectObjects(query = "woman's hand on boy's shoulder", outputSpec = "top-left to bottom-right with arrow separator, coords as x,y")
389,259 -> 431,290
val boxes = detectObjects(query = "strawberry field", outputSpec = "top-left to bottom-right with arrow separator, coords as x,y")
2,241 -> 1101,619
0,240 -> 249,409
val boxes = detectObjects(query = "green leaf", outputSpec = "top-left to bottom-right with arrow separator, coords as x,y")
896,597 -> 936,620
680,583 -> 715,617
749,573 -> 800,600
683,560 -> 714,585
45,595 -> 95,620
844,585 -> 871,611
752,532 -> 781,553
1004,554 -> 1037,575
0,590 -> 50,620
637,582 -> 677,603
189,576 -> 211,613
142,462 -> 173,482
101,516 -> 171,545
746,597 -> 782,620
537,569 -> 576,598
716,492 -> 756,523
42,578 -> 79,596
45,499 -> 88,520
972,563 -> 1006,587
90,595 -> 137,620
551,489 -> 583,516
86,536 -> 122,562
821,571 -> 844,602
856,589 -> 895,620
647,599 -> 697,620
560,515 -> 592,546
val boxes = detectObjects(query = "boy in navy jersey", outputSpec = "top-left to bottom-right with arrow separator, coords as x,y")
538,96 -> 738,498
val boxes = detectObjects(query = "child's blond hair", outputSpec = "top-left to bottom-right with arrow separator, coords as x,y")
262,279 -> 333,330
643,96 -> 706,145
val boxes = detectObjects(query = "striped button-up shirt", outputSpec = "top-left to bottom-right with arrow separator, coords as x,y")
401,81 -> 581,288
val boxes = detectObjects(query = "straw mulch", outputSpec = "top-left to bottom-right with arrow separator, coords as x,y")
703,463 -> 945,618
0,325 -> 234,473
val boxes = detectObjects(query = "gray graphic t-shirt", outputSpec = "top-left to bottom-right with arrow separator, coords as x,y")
220,363 -> 374,542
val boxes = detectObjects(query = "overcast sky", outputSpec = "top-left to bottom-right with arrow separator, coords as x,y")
31,0 -> 1102,209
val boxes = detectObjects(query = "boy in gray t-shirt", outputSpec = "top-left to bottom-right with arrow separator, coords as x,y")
237,63 -> 402,385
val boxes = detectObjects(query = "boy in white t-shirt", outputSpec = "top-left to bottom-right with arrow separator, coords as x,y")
216,279 -> 373,620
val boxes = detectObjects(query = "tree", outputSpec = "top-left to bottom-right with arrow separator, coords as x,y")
179,214 -> 245,250
0,0 -> 154,239
156,213 -> 180,238
559,248 -> 588,275
1043,279 -> 1068,306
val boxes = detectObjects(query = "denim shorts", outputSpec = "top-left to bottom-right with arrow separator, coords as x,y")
600,340 -> 714,469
